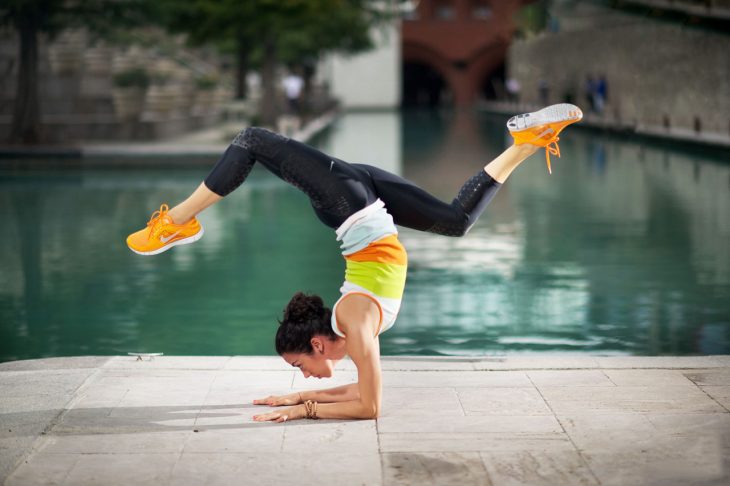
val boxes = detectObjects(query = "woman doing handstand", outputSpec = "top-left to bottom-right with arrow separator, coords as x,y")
126,104 -> 582,422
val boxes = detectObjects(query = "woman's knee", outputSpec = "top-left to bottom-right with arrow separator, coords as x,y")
428,218 -> 470,237
232,127 -> 288,159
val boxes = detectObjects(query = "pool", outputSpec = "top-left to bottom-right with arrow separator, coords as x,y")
1,110 -> 728,361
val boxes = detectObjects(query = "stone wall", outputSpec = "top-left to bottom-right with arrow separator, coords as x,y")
0,29 -> 228,143
507,2 -> 730,136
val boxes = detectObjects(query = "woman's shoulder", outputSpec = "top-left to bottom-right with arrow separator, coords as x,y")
334,292 -> 383,338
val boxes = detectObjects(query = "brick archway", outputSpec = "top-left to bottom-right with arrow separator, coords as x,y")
402,42 -> 459,104
401,0 -> 529,106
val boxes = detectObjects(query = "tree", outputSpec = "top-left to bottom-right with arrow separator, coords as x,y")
0,0 -> 151,144
159,0 -> 393,126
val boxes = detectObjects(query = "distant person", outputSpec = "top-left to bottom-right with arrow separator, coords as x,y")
282,71 -> 304,116
595,75 -> 608,115
506,77 -> 521,104
126,103 -> 583,422
585,75 -> 595,112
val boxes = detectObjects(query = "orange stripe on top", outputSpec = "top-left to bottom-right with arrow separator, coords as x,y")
334,291 -> 384,338
344,234 -> 407,265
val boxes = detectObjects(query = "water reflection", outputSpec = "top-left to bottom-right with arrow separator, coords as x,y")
381,111 -> 730,355
0,168 -> 342,362
1,110 -> 729,360
313,111 -> 403,175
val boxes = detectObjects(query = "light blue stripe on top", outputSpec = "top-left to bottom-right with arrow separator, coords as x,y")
336,199 -> 397,255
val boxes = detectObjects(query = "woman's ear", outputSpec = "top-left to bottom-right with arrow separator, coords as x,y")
311,337 -> 324,354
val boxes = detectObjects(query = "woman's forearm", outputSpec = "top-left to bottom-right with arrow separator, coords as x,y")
313,398 -> 378,420
300,383 -> 359,403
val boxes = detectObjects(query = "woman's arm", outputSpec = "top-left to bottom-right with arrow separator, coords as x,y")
301,383 -> 360,403
253,295 -> 382,422
253,383 -> 359,407
311,320 -> 381,419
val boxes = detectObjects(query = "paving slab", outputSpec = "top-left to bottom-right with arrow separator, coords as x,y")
0,367 -> 96,482
168,452 -> 382,486
602,369 -> 696,386
684,369 -> 730,386
701,385 -> 730,410
481,451 -> 598,486
527,370 -> 614,387
381,387 -> 464,417
581,436 -> 727,486
457,387 -> 552,416
1,355 -> 729,485
539,385 -> 727,414
383,452 -> 490,485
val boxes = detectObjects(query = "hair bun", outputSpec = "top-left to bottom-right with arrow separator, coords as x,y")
282,292 -> 326,325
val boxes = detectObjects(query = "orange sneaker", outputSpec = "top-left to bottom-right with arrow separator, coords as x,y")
126,204 -> 204,256
507,103 -> 583,174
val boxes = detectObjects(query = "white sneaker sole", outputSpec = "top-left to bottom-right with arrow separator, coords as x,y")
129,227 -> 205,256
507,103 -> 583,132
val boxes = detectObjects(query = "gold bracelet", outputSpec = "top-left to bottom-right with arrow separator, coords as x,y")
304,400 -> 312,418
303,400 -> 319,419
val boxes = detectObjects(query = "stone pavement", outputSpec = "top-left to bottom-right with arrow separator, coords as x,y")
80,111 -> 336,158
0,112 -> 337,160
1,356 -> 729,485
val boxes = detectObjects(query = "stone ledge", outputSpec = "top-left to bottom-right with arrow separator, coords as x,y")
3,355 -> 730,372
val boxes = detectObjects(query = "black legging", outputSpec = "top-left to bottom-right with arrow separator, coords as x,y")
204,127 -> 501,236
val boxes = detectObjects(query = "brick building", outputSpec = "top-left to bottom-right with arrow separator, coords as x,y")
401,0 -> 531,106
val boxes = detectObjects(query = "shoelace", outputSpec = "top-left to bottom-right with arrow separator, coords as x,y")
146,204 -> 171,238
545,137 -> 561,175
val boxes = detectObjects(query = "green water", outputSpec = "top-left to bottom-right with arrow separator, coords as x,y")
1,111 -> 729,361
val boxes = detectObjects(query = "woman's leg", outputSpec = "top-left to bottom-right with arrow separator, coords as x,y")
168,183 -> 222,224
484,143 -> 540,183
169,127 -> 372,227
358,143 -> 539,236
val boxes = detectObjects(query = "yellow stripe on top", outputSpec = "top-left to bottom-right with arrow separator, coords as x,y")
344,234 -> 407,299
344,260 -> 407,299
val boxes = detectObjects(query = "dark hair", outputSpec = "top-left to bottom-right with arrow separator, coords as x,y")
275,291 -> 337,355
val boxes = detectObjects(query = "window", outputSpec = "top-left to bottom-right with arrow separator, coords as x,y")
472,0 -> 492,20
435,1 -> 455,20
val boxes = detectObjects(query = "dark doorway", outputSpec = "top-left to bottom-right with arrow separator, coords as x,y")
480,61 -> 506,101
402,62 -> 451,108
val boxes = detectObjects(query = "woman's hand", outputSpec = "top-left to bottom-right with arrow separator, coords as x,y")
252,392 -> 302,407
253,404 -> 305,423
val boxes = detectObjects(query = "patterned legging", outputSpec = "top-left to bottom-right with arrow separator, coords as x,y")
204,127 -> 501,236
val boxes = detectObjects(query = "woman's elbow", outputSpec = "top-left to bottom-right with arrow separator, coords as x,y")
361,402 -> 380,419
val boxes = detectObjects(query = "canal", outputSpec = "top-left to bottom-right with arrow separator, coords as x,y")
1,110 -> 728,361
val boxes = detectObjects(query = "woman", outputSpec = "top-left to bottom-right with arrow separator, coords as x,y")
127,103 -> 582,422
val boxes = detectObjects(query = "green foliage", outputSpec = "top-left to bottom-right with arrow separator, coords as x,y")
112,67 -> 150,88
0,0 -> 155,38
157,0 -> 395,65
195,74 -> 219,90
514,1 -> 549,37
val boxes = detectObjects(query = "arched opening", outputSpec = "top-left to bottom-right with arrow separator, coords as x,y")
402,62 -> 452,108
479,61 -> 506,101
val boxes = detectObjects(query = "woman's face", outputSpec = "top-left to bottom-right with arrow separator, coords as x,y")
281,334 -> 346,379
282,351 -> 335,379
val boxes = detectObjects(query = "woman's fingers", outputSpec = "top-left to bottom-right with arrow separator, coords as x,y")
253,411 -> 287,422
253,396 -> 278,405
